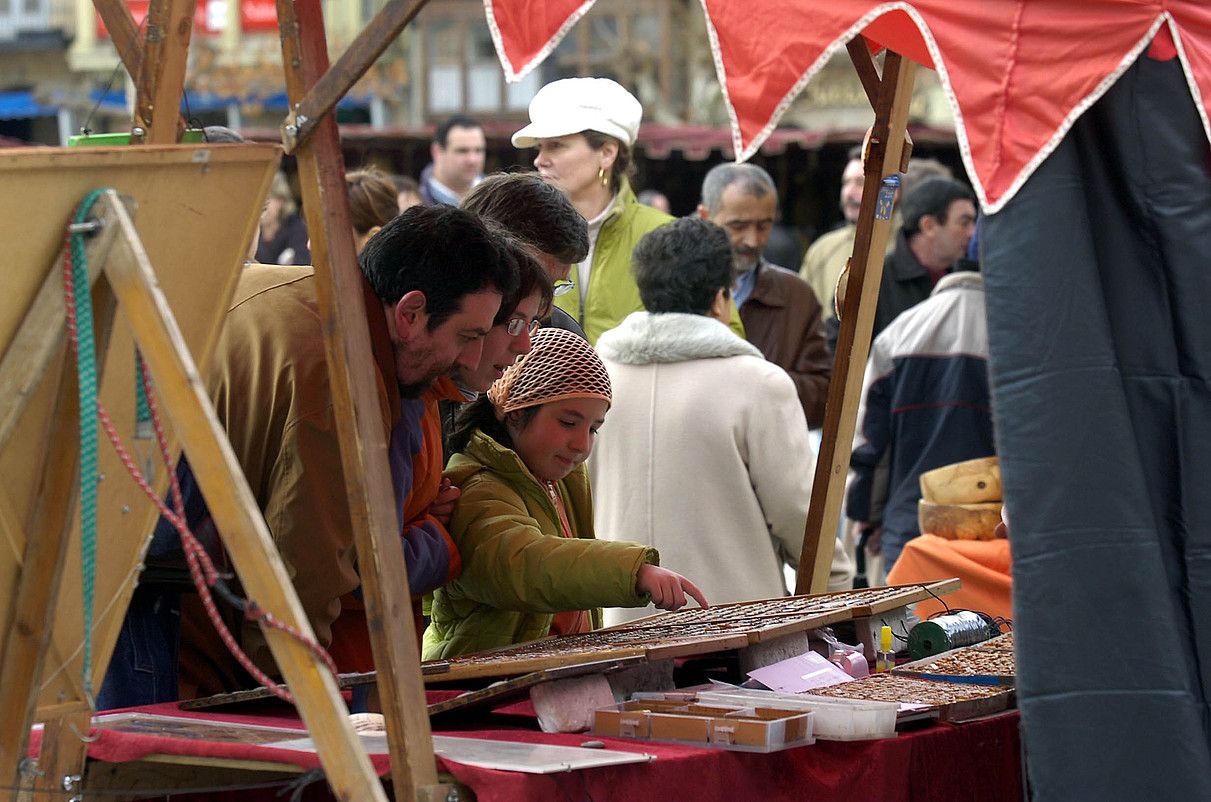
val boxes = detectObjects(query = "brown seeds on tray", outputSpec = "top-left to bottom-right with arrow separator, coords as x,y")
810,674 -> 1008,705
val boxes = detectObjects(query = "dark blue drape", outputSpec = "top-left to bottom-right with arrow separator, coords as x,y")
982,51 -> 1211,798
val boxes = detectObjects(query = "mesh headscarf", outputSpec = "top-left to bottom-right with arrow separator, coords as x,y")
487,327 -> 612,416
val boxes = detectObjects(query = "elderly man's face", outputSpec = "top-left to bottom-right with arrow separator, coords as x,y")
703,183 -> 777,277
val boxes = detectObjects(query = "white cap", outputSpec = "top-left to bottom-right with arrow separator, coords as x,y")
512,78 -> 642,149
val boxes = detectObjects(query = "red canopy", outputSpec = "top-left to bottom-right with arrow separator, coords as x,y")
484,0 -> 1211,212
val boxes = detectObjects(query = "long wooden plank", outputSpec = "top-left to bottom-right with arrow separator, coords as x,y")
97,192 -> 387,802
0,357 -> 85,790
277,2 -> 442,800
427,656 -> 647,717
855,578 -> 961,617
2,269 -> 120,792
283,0 -> 433,152
433,648 -> 649,684
131,0 -> 195,144
797,51 -> 918,594
92,0 -> 144,79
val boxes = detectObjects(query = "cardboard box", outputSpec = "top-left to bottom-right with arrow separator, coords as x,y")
592,699 -> 814,752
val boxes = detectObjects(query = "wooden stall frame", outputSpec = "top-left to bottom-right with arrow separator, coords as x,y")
29,1 -> 928,797
0,190 -> 389,801
275,1 -> 447,799
31,0 -> 451,798
795,43 -> 918,594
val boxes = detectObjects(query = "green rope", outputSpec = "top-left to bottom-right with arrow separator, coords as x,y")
70,188 -> 110,703
135,352 -> 152,434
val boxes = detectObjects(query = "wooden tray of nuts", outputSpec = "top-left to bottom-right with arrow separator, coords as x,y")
806,674 -> 1015,722
894,633 -> 1016,686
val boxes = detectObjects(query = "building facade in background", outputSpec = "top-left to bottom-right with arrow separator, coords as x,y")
4,0 -> 960,244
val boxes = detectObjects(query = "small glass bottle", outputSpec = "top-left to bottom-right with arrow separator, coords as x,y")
875,625 -> 896,672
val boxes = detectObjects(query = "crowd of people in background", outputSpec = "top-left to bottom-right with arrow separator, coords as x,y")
101,76 -> 995,707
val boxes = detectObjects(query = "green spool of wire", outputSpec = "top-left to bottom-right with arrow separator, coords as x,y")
908,611 -> 993,659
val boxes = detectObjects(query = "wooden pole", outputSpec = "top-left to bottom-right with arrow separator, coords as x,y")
98,193 -> 389,802
282,0 -> 433,153
0,208 -> 127,792
796,50 -> 917,595
276,2 -> 445,799
131,0 -> 195,144
92,0 -> 144,79
0,354 -> 87,792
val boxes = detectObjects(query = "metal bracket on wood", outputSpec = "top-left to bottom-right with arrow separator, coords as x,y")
278,0 -> 433,153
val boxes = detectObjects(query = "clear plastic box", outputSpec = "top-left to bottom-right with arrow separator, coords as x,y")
694,688 -> 899,741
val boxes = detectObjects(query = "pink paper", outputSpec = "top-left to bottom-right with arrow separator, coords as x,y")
747,651 -> 854,693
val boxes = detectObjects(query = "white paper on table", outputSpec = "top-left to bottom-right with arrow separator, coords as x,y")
746,651 -> 855,694
270,733 -> 657,774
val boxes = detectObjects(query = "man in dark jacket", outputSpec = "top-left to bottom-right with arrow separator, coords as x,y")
420,115 -> 486,206
697,162 -> 831,428
846,176 -> 978,340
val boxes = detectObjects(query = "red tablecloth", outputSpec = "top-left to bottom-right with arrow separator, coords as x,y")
47,696 -> 1022,801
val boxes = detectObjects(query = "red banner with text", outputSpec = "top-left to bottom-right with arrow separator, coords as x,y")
97,0 -> 279,38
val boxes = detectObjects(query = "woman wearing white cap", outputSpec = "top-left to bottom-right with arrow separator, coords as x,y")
512,77 -> 672,345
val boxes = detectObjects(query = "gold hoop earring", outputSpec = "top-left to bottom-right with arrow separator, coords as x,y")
598,166 -> 608,188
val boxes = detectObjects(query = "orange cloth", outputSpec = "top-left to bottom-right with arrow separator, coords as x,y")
886,534 -> 1013,621
328,376 -> 467,672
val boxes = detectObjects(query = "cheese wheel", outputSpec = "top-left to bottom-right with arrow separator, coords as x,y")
918,457 -> 1001,504
917,500 -> 1002,541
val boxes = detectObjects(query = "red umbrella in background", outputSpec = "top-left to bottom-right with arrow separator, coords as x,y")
484,0 -> 1211,212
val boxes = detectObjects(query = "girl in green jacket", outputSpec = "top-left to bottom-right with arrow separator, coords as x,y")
422,327 -> 707,659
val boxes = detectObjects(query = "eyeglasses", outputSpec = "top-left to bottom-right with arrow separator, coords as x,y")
506,317 -> 542,337
553,280 -> 576,297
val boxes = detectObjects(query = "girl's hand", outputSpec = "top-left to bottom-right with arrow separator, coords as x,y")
636,564 -> 709,611
428,479 -> 461,527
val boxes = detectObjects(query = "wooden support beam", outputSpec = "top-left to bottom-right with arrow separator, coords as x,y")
277,2 -> 446,799
796,51 -> 917,595
281,0 -> 433,152
98,192 -> 389,802
92,0 -> 144,80
131,0 -> 195,144
26,710 -> 92,800
846,37 -> 882,108
846,37 -> 913,171
0,355 -> 87,791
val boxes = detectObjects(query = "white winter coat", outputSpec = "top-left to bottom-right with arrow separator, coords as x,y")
591,312 -> 841,626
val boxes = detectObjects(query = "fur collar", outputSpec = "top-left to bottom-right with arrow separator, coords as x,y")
597,312 -> 762,365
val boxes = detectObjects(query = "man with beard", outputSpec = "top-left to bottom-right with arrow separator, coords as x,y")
100,206 -> 519,703
697,163 -> 831,428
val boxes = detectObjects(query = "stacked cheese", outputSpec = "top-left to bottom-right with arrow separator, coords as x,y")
916,457 -> 1002,541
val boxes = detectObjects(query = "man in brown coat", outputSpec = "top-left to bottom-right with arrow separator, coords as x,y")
698,163 -> 831,428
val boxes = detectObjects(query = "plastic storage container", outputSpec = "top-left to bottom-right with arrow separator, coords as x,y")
695,688 -> 899,741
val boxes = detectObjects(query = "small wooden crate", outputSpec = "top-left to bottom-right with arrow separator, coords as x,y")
593,699 -> 814,752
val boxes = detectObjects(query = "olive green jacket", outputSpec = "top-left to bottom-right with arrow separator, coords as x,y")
555,180 -> 746,344
422,431 -> 658,659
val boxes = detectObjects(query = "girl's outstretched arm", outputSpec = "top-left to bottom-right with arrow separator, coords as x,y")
636,564 -> 709,611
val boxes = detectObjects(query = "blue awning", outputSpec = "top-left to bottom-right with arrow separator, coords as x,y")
0,90 -> 57,121
88,88 -> 371,114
